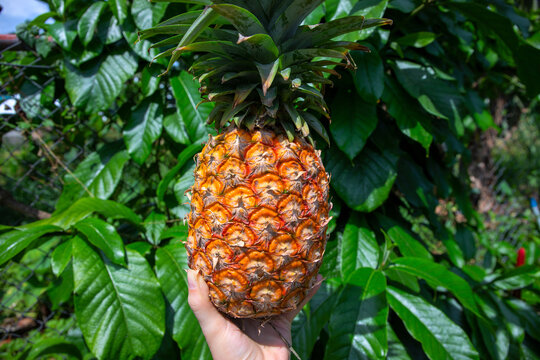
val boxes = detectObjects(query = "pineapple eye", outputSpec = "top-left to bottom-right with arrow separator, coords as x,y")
280,260 -> 307,282
238,251 -> 274,272
249,280 -> 283,302
213,269 -> 249,292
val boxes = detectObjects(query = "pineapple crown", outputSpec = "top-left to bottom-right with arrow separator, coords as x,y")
140,0 -> 391,143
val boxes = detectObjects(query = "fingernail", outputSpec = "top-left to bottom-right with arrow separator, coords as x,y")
186,269 -> 196,290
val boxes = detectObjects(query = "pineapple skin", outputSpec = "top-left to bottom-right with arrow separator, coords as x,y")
186,127 -> 331,318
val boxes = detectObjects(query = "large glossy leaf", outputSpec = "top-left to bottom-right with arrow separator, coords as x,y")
377,215 -> 432,260
382,76 -> 432,152
74,217 -> 126,266
131,0 -> 168,30
78,2 -> 107,46
65,50 -> 138,113
123,99 -> 163,165
44,20 -> 77,51
390,257 -> 480,317
292,281 -> 339,360
396,32 -> 437,48
168,71 -> 214,144
0,225 -> 62,266
325,146 -> 398,212
330,89 -> 377,160
387,286 -> 479,360
340,213 -> 379,280
109,0 -> 127,24
155,243 -> 211,359
50,198 -> 141,230
25,337 -> 82,360
326,269 -> 388,360
351,47 -> 384,104
72,237 -> 164,360
157,143 -> 202,201
329,0 -> 389,41
47,261 -> 74,310
386,324 -> 413,360
391,61 -> 464,135
144,211 -> 167,246
51,238 -> 73,276
55,143 -> 129,213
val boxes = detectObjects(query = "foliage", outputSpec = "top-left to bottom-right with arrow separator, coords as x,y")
1,0 -> 539,359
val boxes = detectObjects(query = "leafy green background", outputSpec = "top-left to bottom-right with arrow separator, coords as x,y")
1,0 -> 539,359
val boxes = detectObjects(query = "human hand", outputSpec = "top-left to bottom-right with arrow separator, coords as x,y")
187,269 -> 323,360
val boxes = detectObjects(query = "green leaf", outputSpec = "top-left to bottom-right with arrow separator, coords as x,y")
109,0 -> 128,24
73,237 -> 164,360
387,325 -> 412,360
488,265 -> 538,290
273,0 -> 324,42
157,143 -> 202,201
163,7 -> 220,75
292,282 -> 339,360
340,213 -> 379,281
396,32 -> 437,48
325,146 -> 398,212
126,242 -> 153,256
141,66 -> 161,96
211,4 -> 266,36
330,89 -> 377,160
516,43 -> 540,97
326,269 -> 388,360
288,16 -> 392,49
78,2 -> 107,46
330,0 -> 389,41
160,225 -> 188,240
351,47 -> 384,103
56,143 -> 130,213
378,216 -> 432,260
25,337 -> 82,360
169,71 -> 214,144
47,261 -> 74,310
51,239 -> 73,276
387,286 -> 479,360
0,225 -> 62,266
50,198 -> 141,230
508,299 -> 540,342
144,212 -> 167,245
74,217 -> 126,266
44,20 -> 77,51
155,243 -> 211,359
124,99 -> 163,165
131,0 -> 168,30
391,61 -> 464,135
237,33 -> 279,64
65,50 -> 138,113
382,76 -> 432,152
390,257 -> 480,317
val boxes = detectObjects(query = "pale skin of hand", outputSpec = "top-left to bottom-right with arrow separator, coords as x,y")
187,269 -> 323,360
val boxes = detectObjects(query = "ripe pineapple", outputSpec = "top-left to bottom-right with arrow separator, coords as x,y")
143,0 -> 391,318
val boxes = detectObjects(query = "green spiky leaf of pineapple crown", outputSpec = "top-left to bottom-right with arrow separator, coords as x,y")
142,0 -> 392,143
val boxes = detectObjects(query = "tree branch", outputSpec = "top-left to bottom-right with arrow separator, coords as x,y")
0,187 -> 51,220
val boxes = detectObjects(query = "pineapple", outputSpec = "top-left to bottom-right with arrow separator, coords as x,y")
143,0 -> 391,318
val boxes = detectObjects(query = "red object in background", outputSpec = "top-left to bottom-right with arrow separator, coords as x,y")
514,247 -> 526,299
517,247 -> 526,267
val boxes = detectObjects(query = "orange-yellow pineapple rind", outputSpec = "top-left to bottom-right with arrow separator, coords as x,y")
186,127 -> 330,318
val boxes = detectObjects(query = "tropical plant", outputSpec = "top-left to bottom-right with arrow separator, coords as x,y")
1,0 -> 539,359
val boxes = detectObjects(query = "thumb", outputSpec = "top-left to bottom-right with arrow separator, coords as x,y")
186,269 -> 229,338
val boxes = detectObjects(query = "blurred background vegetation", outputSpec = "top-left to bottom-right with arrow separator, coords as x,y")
0,0 -> 539,359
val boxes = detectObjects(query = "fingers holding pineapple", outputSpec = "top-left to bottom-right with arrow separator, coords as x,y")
187,269 -> 323,360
